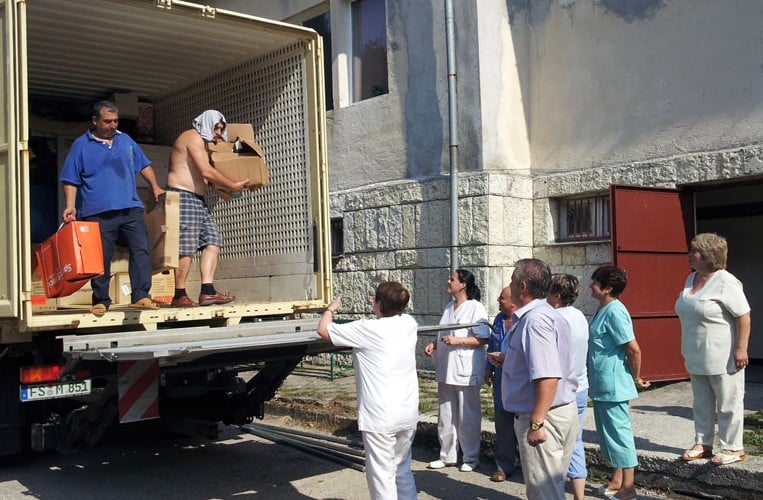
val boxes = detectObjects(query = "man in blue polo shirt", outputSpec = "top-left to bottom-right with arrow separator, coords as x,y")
60,100 -> 165,316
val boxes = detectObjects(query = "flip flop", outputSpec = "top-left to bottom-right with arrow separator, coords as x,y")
711,451 -> 746,465
90,303 -> 107,317
129,298 -> 160,309
681,446 -> 713,461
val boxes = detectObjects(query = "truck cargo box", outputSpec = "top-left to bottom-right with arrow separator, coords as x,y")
1,0 -> 331,337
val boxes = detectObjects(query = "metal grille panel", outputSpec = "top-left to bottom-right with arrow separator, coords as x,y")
154,44 -> 312,262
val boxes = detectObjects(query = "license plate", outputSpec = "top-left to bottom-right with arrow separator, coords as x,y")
20,380 -> 92,402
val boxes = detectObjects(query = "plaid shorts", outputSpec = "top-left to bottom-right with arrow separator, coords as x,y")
169,187 -> 224,255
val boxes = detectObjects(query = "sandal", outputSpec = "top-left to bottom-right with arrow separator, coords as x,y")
681,445 -> 712,461
129,297 -> 160,309
711,450 -> 746,466
90,303 -> 107,317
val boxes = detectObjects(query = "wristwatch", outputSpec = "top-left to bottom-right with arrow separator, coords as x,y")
530,420 -> 544,431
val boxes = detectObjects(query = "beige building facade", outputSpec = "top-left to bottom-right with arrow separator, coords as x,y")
214,0 -> 763,362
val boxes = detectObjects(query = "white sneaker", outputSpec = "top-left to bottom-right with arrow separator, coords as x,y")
427,459 -> 456,469
459,461 -> 479,472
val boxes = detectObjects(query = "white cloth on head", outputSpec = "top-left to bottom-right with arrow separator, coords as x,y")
192,110 -> 227,142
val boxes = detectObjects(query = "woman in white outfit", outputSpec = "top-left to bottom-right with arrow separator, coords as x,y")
424,268 -> 490,472
318,282 -> 419,500
675,233 -> 751,466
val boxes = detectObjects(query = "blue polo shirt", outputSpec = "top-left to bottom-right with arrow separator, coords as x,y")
59,130 -> 150,218
501,299 -> 578,413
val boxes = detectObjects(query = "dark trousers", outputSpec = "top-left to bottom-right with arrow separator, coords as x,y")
84,208 -> 151,307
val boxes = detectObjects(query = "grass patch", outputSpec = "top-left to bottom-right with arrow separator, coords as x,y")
744,410 -> 763,455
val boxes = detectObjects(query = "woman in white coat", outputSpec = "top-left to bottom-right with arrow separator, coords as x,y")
424,268 -> 489,472
318,281 -> 419,500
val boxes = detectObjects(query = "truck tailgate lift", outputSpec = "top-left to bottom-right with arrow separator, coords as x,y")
60,319 -> 330,365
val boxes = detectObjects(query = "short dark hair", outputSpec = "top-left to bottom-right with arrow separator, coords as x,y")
375,281 -> 410,317
514,259 -> 551,299
93,100 -> 118,118
591,265 -> 628,298
550,273 -> 580,306
455,268 -> 481,301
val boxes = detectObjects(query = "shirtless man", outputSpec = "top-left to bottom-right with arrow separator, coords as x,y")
167,110 -> 249,307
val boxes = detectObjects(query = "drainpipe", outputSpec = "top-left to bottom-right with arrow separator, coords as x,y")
445,0 -> 459,272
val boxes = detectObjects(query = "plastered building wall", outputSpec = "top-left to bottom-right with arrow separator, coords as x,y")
210,0 -> 763,337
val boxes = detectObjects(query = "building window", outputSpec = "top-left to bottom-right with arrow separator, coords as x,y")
351,0 -> 388,102
302,11 -> 334,111
557,195 -> 610,242
331,217 -> 344,259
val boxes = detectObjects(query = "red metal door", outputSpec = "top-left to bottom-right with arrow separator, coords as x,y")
610,184 -> 694,381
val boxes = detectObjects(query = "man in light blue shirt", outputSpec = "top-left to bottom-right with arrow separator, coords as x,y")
491,259 -> 578,500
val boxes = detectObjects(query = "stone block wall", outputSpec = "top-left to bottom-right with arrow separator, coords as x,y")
327,145 -> 763,369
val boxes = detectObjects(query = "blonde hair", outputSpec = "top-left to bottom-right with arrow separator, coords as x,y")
691,233 -> 727,270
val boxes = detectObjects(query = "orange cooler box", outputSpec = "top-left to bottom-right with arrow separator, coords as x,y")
35,222 -> 104,298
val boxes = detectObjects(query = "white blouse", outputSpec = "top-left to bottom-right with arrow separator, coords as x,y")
675,269 -> 750,375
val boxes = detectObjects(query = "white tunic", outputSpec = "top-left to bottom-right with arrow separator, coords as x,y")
328,314 -> 420,433
675,269 -> 750,375
435,299 -> 490,386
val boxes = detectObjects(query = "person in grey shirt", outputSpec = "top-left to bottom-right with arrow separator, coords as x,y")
488,258 -> 578,500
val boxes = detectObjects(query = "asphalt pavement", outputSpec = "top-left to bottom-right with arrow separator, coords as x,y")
273,365 -> 763,499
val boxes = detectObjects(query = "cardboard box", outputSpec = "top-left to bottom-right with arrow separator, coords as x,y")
150,270 -> 176,305
112,270 -> 175,305
136,144 -> 172,189
110,93 -> 139,119
110,246 -> 130,274
31,278 -> 58,312
35,222 -> 104,298
208,123 -> 268,192
138,189 -> 180,272
56,280 -> 95,307
113,273 -> 132,305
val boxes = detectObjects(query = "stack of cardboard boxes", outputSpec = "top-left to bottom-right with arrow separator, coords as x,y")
32,191 -> 179,310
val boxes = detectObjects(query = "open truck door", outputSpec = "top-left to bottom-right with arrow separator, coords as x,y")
0,0 -> 26,319
610,184 -> 694,381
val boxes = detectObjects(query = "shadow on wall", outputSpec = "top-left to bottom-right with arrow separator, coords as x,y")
398,0 -> 442,179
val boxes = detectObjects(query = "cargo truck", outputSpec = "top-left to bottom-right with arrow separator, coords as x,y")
0,0 -> 333,456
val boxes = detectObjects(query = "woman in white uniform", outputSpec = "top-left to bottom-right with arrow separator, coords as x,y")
424,268 -> 489,472
318,281 -> 419,500
675,233 -> 751,466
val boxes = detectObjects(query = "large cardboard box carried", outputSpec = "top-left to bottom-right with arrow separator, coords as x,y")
208,123 -> 268,194
138,189 -> 180,272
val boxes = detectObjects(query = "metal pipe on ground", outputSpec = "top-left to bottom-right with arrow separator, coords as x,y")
240,424 -> 366,472
244,421 -> 364,448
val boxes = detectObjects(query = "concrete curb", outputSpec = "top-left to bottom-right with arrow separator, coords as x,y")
265,400 -> 763,500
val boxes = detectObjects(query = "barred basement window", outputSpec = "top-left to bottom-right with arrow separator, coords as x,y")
331,218 -> 344,259
557,195 -> 610,242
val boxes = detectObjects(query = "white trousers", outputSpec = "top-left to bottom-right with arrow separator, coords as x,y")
690,369 -> 746,450
436,382 -> 482,463
362,428 -> 418,500
515,401 -> 578,500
